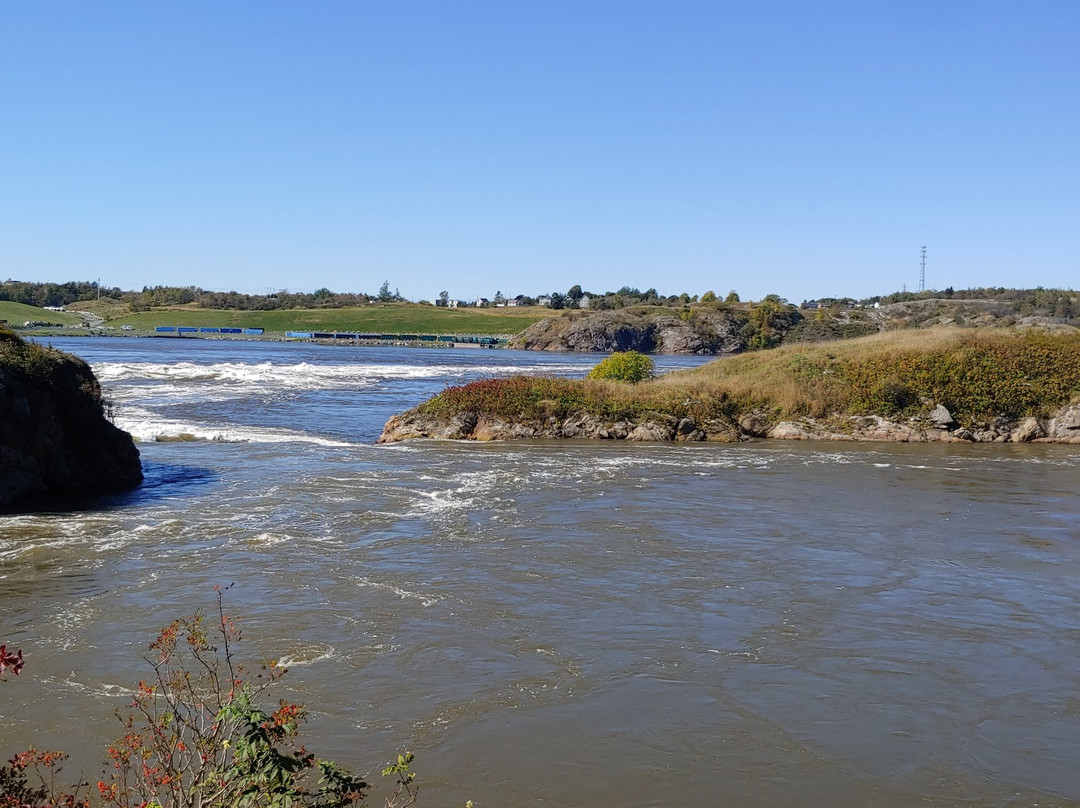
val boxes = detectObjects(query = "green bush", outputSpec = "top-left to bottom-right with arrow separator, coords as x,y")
587,351 -> 655,383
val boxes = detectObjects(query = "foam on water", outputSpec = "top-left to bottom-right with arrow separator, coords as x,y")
113,406 -> 356,446
352,575 -> 442,608
94,358 -> 590,396
96,360 -> 444,386
275,642 -> 338,668
244,532 -> 296,546
52,676 -> 135,700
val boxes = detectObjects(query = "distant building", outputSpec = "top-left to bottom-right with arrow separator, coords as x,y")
537,295 -> 552,307
578,295 -> 591,309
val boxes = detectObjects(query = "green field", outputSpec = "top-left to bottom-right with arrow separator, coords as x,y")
0,301 -> 83,327
106,303 -> 551,335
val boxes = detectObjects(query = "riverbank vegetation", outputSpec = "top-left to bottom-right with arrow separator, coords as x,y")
415,330 -> 1080,427
0,595 -> 418,808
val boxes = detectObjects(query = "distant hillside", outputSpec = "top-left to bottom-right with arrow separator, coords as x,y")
3,279 -> 1078,348
510,292 -> 1080,354
97,302 -> 550,336
0,300 -> 83,328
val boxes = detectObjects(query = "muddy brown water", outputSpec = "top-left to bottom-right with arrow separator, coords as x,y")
2,338 -> 1079,807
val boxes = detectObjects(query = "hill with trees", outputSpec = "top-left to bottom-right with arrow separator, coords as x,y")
4,280 -> 1078,352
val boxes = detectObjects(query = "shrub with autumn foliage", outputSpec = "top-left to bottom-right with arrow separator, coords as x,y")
0,645 -> 24,679
2,591 -> 418,808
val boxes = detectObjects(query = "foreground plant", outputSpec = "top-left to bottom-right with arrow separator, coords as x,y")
0,748 -> 88,808
96,590 -> 368,808
3,590 -> 417,808
0,645 -> 24,679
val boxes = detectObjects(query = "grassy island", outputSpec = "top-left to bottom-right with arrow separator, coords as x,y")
383,329 -> 1080,444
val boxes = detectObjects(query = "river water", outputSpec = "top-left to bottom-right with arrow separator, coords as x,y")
3,337 -> 1080,807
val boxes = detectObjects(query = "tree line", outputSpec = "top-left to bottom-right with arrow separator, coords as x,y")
2,279 -> 1076,320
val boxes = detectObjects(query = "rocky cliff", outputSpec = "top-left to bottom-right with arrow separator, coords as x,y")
509,309 -> 746,354
0,332 -> 142,509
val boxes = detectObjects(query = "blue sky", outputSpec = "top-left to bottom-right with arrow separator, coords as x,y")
2,1 -> 1077,302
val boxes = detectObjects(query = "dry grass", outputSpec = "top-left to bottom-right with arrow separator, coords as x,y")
417,328 -> 1080,425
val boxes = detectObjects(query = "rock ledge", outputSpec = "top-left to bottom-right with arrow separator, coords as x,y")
379,404 -> 1080,446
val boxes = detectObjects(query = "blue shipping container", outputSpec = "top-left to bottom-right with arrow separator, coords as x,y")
155,326 -> 176,332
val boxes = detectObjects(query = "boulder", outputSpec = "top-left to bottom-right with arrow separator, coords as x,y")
627,422 -> 676,441
768,421 -> 813,440
737,413 -> 770,437
1047,404 -> 1080,438
1011,417 -> 1045,442
929,404 -> 955,428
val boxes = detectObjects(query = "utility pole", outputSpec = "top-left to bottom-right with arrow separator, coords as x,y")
920,246 -> 926,292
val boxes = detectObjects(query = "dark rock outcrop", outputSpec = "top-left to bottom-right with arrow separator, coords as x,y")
509,309 -> 746,354
1,336 -> 142,509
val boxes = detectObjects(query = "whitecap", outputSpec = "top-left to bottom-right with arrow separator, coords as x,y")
111,413 -> 356,447
352,575 -> 441,607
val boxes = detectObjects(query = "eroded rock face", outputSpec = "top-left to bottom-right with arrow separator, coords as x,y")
1046,404 -> 1080,443
378,401 -> 1080,446
1,346 -> 142,509
509,310 -> 746,354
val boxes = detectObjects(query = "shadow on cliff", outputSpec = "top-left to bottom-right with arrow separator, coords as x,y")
1,461 -> 218,514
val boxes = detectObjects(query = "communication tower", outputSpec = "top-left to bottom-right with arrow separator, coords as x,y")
919,246 -> 926,292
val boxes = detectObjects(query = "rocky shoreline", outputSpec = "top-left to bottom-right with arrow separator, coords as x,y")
379,402 -> 1080,445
